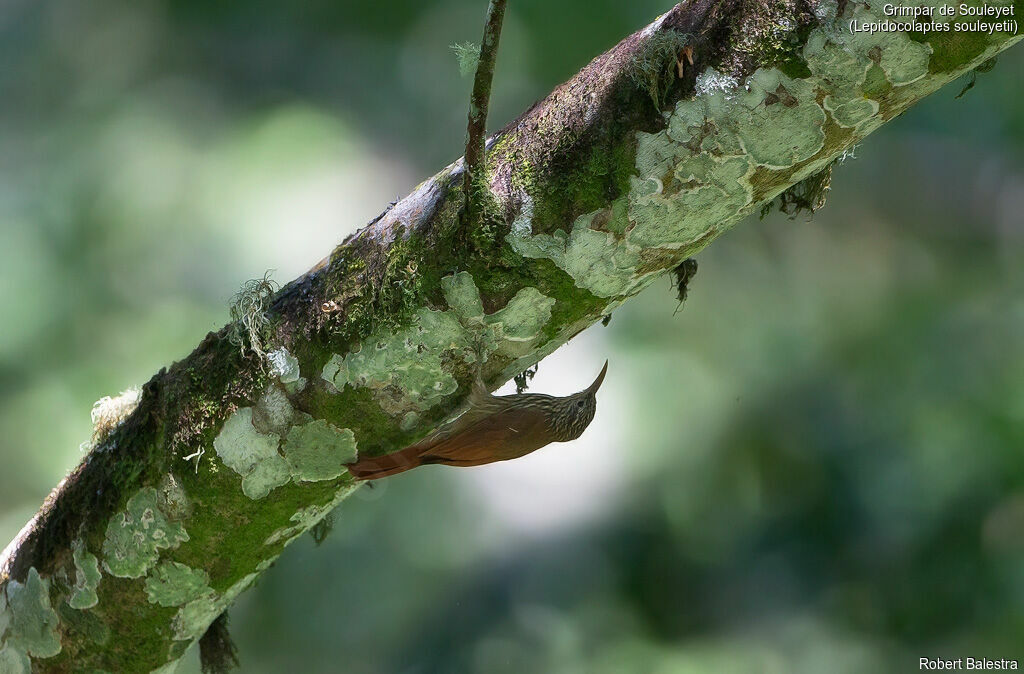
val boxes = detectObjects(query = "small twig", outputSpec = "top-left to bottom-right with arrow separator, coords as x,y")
462,0 -> 508,226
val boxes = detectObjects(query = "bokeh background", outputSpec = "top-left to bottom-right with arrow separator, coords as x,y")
1,1 -> 1022,672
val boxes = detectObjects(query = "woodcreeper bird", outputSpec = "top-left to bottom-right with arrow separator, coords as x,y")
345,361 -> 608,480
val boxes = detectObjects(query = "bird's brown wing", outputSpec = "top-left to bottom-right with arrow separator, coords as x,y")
400,376 -> 503,452
418,405 -> 550,467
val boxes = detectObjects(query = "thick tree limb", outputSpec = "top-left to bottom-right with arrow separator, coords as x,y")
1,1 -> 1019,671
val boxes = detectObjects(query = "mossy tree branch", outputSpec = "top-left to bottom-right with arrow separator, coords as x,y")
1,1 -> 1020,671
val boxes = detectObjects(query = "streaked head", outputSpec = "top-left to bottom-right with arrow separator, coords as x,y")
551,360 -> 607,441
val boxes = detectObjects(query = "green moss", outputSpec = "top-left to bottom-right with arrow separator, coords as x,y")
57,602 -> 110,647
466,170 -> 505,253
374,234 -> 426,330
515,140 -> 637,242
263,484 -> 359,547
170,462 -> 341,591
906,0 -> 1012,73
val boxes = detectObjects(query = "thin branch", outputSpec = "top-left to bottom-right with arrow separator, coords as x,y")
463,0 -> 507,226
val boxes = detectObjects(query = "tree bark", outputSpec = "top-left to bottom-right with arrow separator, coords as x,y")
1,1 -> 1020,671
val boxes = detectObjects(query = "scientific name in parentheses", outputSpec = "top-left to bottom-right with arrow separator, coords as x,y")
849,4 -> 1018,36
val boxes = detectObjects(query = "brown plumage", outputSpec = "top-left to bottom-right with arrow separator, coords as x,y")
346,361 -> 608,480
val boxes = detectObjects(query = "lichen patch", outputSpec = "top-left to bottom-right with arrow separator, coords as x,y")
101,488 -> 189,579
213,407 -> 290,500
0,643 -> 31,674
322,272 -> 554,415
282,420 -> 357,483
3,568 -> 61,658
68,540 -> 101,610
143,562 -> 213,608
505,2 -> 997,301
171,573 -> 257,641
321,308 -> 467,416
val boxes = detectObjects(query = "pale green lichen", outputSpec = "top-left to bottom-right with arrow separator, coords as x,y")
845,4 -> 932,86
322,272 -> 553,415
102,488 -> 189,578
722,68 -> 825,168
322,308 -> 466,415
438,272 -> 486,325
265,483 -> 361,547
479,286 -> 557,359
282,420 -> 358,482
440,271 -> 556,359
505,3 -> 978,300
144,562 -> 213,608
509,208 -> 645,297
213,407 -> 290,500
0,644 -> 31,674
400,411 -> 420,432
143,557 -> 249,644
171,573 -> 257,641
3,568 -> 60,658
172,597 -> 219,641
802,1 -> 932,134
68,540 -> 101,610
214,396 -> 359,497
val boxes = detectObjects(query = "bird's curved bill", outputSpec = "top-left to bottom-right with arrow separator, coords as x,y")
586,360 -> 609,394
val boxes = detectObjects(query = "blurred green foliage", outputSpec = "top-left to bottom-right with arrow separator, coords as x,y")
0,0 -> 1022,672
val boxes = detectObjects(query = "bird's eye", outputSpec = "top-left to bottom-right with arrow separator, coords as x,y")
577,400 -> 586,409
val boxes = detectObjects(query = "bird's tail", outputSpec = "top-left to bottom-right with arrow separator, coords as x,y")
345,443 -> 425,480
